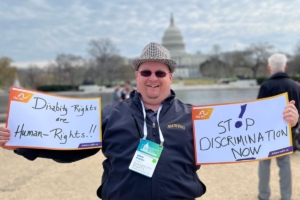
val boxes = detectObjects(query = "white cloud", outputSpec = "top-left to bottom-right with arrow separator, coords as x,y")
29,0 -> 51,9
1,0 -> 300,63
12,60 -> 54,68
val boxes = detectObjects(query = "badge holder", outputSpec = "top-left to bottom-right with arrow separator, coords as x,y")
129,102 -> 164,178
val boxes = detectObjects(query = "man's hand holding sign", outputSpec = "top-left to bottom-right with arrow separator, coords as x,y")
1,87 -> 101,150
192,93 -> 298,165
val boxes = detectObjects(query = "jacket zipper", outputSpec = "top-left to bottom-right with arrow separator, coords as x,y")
131,114 -> 142,138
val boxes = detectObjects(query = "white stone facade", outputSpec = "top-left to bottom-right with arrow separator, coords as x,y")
161,14 -> 207,78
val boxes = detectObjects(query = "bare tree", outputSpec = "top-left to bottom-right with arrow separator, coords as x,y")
51,54 -> 85,88
294,41 -> 300,54
87,38 -> 123,84
17,65 -> 42,89
200,44 -> 226,78
221,51 -> 240,77
119,65 -> 135,80
200,59 -> 226,78
0,57 -> 17,88
83,60 -> 98,84
237,42 -> 274,78
287,41 -> 300,76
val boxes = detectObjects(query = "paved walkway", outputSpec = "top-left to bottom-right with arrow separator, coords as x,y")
0,145 -> 300,200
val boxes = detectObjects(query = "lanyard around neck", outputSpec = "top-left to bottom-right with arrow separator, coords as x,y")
140,100 -> 164,146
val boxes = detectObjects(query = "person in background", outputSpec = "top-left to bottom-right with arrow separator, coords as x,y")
257,53 -> 300,200
120,80 -> 132,100
111,84 -> 121,102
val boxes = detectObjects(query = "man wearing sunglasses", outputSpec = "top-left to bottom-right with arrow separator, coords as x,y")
0,42 -> 299,200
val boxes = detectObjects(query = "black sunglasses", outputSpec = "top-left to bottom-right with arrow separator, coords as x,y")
138,70 -> 170,78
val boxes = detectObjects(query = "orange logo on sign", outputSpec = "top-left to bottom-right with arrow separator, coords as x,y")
10,90 -> 34,103
192,108 -> 213,120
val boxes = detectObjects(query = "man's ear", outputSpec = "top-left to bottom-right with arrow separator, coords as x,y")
284,65 -> 287,71
135,71 -> 139,79
267,66 -> 272,74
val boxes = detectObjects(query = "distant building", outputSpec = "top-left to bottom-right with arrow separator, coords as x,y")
127,14 -> 207,78
161,14 -> 207,78
13,73 -> 21,87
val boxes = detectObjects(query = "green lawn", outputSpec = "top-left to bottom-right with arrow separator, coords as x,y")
172,78 -> 216,85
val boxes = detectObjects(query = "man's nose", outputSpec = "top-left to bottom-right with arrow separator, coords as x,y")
148,72 -> 158,80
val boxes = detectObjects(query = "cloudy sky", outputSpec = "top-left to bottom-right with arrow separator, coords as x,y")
1,0 -> 300,67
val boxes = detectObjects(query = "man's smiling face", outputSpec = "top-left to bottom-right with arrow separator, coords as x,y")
135,61 -> 172,106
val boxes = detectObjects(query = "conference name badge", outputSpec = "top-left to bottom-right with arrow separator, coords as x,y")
129,139 -> 163,178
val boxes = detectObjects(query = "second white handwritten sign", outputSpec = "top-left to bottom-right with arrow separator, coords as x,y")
192,93 -> 293,165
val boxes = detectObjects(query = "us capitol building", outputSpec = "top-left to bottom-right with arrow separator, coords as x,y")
161,14 -> 207,78
129,14 -> 207,78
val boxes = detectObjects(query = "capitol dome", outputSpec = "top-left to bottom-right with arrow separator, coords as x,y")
162,14 -> 186,57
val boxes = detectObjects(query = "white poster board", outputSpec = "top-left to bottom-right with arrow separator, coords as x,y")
192,93 -> 293,165
4,87 -> 102,150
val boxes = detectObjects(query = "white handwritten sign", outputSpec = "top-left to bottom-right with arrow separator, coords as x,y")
4,87 -> 102,150
192,93 -> 293,165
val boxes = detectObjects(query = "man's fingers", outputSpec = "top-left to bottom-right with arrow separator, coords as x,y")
283,106 -> 299,127
289,100 -> 296,105
0,127 -> 11,147
0,134 -> 10,145
283,104 -> 298,115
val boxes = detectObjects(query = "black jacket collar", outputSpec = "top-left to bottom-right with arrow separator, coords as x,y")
270,72 -> 290,80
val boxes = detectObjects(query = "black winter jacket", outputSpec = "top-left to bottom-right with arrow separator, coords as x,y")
258,72 -> 300,112
14,90 -> 206,200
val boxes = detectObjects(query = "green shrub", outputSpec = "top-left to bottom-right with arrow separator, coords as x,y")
291,76 -> 300,83
256,77 -> 268,85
